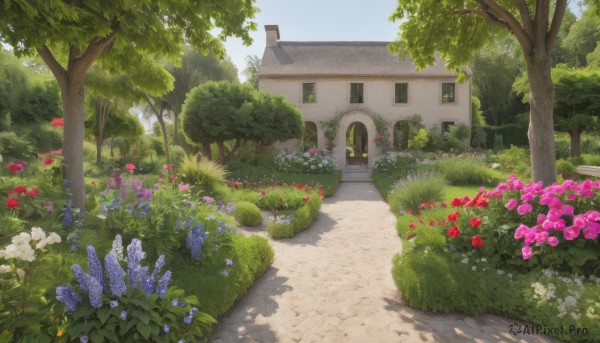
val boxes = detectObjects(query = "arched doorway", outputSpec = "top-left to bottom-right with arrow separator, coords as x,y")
346,122 -> 368,165
394,121 -> 410,150
302,121 -> 318,151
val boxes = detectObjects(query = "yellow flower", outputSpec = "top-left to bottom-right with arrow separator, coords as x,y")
2,329 -> 9,335
57,328 -> 64,337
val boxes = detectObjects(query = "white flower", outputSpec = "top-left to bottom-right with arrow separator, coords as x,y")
570,312 -> 581,321
507,273 -> 513,279
461,258 -> 469,264
30,227 -> 46,241
497,269 -> 505,275
11,232 -> 31,246
564,295 -> 577,307
45,233 -> 61,245
472,266 -> 477,271
481,258 -> 487,262
15,244 -> 35,262
16,268 -> 25,279
35,240 -> 47,250
0,265 -> 11,273
543,269 -> 553,278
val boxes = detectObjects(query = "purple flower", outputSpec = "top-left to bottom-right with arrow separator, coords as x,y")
225,258 -> 233,266
56,284 -> 82,311
172,299 -> 179,306
186,225 -> 206,261
63,204 -> 73,227
183,316 -> 192,324
80,336 -> 88,343
202,196 -> 215,204
71,264 -> 88,292
152,255 -> 165,279
105,252 -> 127,297
110,300 -> 118,308
127,239 -> 146,288
120,310 -> 127,320
220,270 -> 229,277
156,271 -> 171,299
163,325 -> 170,333
87,246 -> 106,291
142,275 -> 155,297
84,274 -> 103,308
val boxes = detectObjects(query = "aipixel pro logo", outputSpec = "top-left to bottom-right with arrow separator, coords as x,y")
508,322 -> 588,336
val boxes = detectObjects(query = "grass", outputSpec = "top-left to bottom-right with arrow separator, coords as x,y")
372,169 -> 409,200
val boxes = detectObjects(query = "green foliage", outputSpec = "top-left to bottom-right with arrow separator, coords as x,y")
485,122 -> 530,148
242,55 -> 260,89
0,131 -> 34,160
372,152 -> 415,172
556,159 -> 576,177
490,145 -> 531,179
388,173 -> 446,215
170,146 -> 186,166
10,80 -> 62,125
562,9 -> 600,68
273,150 -> 337,174
437,158 -> 503,186
233,201 -> 262,226
15,123 -> 63,152
179,154 -> 228,194
445,124 -> 471,151
407,128 -> 428,150
319,115 -> 342,148
267,193 -> 321,239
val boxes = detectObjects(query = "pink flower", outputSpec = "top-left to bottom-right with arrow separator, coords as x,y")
521,246 -> 533,260
535,231 -> 548,245
553,219 -> 566,231
505,198 -> 518,211
547,208 -> 562,222
562,205 -> 575,216
563,226 -> 580,240
125,163 -> 136,173
178,183 -> 190,191
202,196 -> 214,204
309,148 -> 316,155
517,202 -> 532,215
547,236 -> 559,246
541,220 -> 554,231
520,192 -> 535,202
566,194 -> 578,201
163,164 -> 173,170
524,230 -> 537,246
583,227 -> 599,240
514,224 -> 528,239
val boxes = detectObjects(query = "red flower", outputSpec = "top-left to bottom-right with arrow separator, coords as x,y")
14,186 -> 27,194
406,231 -> 416,238
476,198 -> 489,208
297,184 -> 303,190
407,209 -> 412,214
408,222 -> 416,229
451,198 -> 462,207
259,191 -> 266,196
447,226 -> 461,239
440,201 -> 447,208
43,158 -> 53,165
447,212 -> 460,223
170,175 -> 177,182
429,219 -> 435,227
5,198 -> 19,209
439,219 -> 446,227
26,188 -> 40,197
50,117 -> 64,127
6,189 -> 18,195
303,196 -> 310,202
6,163 -> 21,173
125,163 -> 136,173
468,217 -> 482,229
471,235 -> 484,248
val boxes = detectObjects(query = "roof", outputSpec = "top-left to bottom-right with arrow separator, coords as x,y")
259,41 -> 461,78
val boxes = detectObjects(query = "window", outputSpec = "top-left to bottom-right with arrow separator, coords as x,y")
303,83 -> 316,103
394,83 -> 408,103
350,83 -> 364,103
442,83 -> 455,103
442,121 -> 455,134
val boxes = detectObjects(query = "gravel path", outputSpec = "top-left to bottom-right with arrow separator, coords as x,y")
212,182 -> 559,343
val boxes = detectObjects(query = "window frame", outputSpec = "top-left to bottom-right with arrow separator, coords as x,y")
394,82 -> 408,104
350,82 -> 364,104
441,82 -> 456,103
302,82 -> 317,104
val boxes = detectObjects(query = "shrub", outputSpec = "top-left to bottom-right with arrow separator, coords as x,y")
15,123 -> 62,152
233,201 -> 263,226
437,158 -> 503,186
138,155 -> 166,175
267,192 -> 321,238
170,145 -> 186,166
179,153 -> 228,194
408,128 -> 428,150
388,172 -> 446,215
556,159 -> 576,178
372,151 -> 415,172
491,145 -> 531,179
274,150 -> 337,173
0,131 -> 34,160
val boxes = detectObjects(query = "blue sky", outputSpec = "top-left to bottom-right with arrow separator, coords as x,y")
224,0 -> 585,82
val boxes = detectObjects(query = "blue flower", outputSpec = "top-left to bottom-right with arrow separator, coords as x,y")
185,216 -> 194,229
110,198 -> 119,210
225,258 -> 233,266
449,244 -> 457,253
183,316 -> 192,324
84,274 -> 103,308
142,275 -> 155,297
186,225 -> 206,261
126,239 -> 146,288
80,336 -> 88,343
71,264 -> 88,292
105,252 -> 127,297
110,300 -> 118,308
172,299 -> 179,306
163,325 -> 170,333
221,270 -> 229,277
87,246 -> 106,291
120,310 -> 127,320
151,255 -> 165,279
63,204 -> 73,227
178,340 -> 184,343
56,284 -> 82,311
156,271 -> 171,299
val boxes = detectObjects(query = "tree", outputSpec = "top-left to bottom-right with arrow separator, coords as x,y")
514,65 -> 600,157
390,0 -> 581,185
243,55 -> 261,89
562,9 -> 600,67
163,47 -> 238,145
85,105 -> 143,159
0,1 -> 258,210
182,81 -> 303,161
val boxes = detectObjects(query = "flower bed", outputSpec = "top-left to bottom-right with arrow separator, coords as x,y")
274,149 -> 337,173
390,175 -> 600,342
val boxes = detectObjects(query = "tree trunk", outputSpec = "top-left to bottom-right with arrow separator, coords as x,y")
526,52 -> 557,186
156,115 -> 171,162
217,141 -> 226,161
96,137 -> 103,164
569,129 -> 581,157
202,143 -> 212,160
173,112 -> 179,145
61,84 -> 87,210
110,138 -> 115,157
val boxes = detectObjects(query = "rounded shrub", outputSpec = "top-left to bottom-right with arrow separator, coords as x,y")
388,172 -> 446,215
556,159 -> 576,178
233,201 -> 263,226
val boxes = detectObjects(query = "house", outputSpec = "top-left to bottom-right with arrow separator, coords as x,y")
259,25 -> 471,179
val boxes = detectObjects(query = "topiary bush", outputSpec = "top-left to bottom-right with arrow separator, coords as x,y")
267,192 -> 322,239
556,159 -> 576,178
388,172 -> 446,215
233,201 -> 263,226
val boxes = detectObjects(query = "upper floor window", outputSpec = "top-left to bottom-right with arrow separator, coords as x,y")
442,83 -> 455,103
350,83 -> 364,103
303,83 -> 316,103
394,83 -> 408,103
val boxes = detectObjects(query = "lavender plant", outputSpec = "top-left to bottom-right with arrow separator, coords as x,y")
55,235 -> 215,342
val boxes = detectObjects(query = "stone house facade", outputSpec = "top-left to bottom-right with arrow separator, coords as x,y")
259,25 -> 472,176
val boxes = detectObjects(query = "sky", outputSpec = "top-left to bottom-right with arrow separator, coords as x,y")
223,0 -> 401,82
224,0 -> 586,83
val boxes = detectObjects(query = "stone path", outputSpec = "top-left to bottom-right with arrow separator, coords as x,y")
212,182 -> 559,343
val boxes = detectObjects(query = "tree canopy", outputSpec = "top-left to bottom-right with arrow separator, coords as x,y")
0,0 -> 258,210
182,81 -> 303,161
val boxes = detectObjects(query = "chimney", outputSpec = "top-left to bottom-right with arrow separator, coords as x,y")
265,25 -> 280,47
